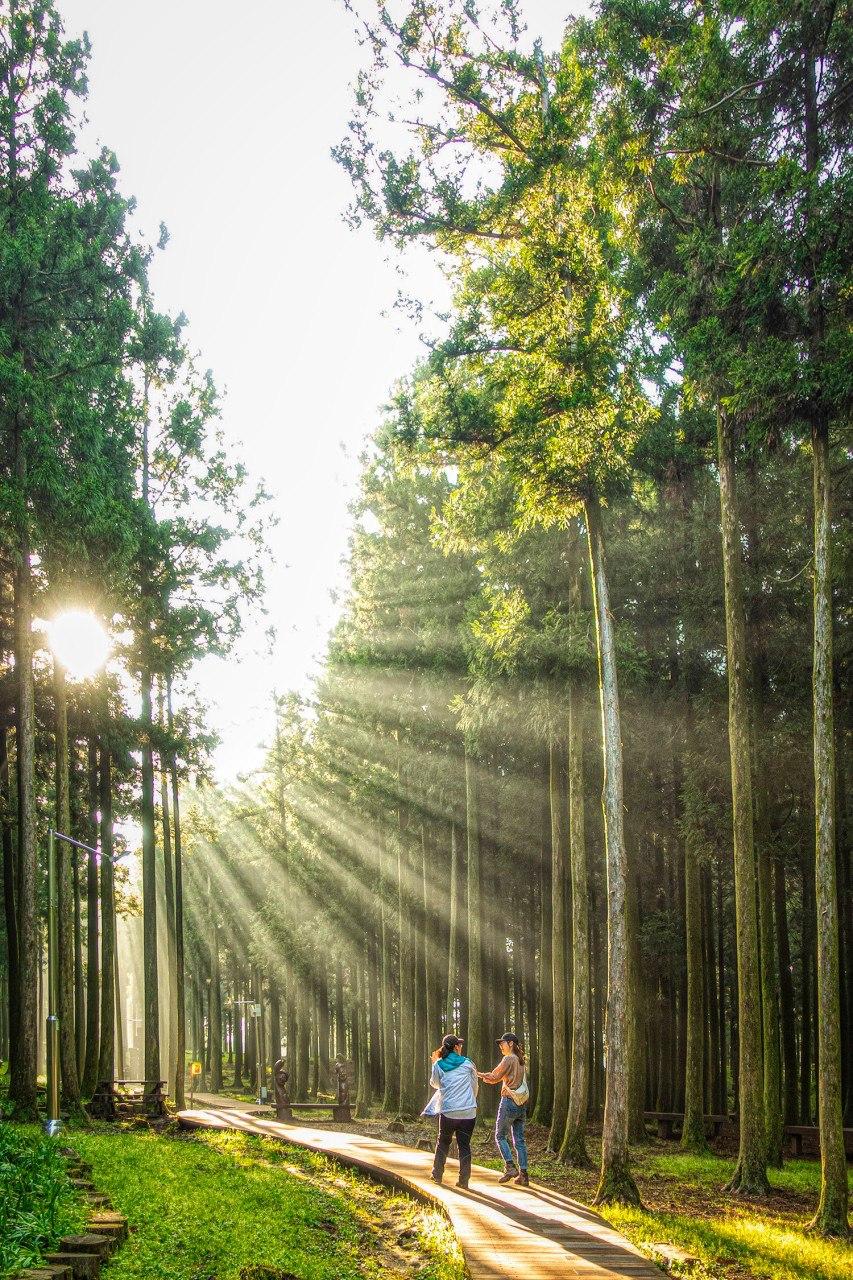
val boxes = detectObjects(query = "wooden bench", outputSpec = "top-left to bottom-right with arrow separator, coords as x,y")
275,1057 -> 355,1124
644,1111 -> 728,1141
785,1124 -> 853,1158
89,1079 -> 167,1121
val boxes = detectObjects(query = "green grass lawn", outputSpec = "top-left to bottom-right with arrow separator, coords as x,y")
67,1126 -> 463,1280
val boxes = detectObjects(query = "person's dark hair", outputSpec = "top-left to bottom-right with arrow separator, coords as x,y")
513,1041 -> 526,1067
439,1034 -> 462,1059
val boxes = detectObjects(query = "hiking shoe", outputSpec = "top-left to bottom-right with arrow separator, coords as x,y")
514,1170 -> 530,1187
430,1172 -> 443,1185
498,1167 -> 518,1184
456,1178 -> 469,1189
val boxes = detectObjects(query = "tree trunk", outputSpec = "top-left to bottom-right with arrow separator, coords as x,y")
397,792 -> 417,1116
465,741 -> 488,1073
209,909 -> 223,1092
140,664 -> 160,1088
1,721 -> 20,1081
73,843 -> 84,1083
775,851 -> 797,1124
531,761 -> 554,1126
270,979 -> 282,1064
97,746 -> 115,1086
703,867 -> 720,1115
81,737 -> 100,1097
548,734 -> 570,1153
53,663 -> 80,1106
560,656 -> 591,1167
446,821 -> 460,1031
682,811 -> 706,1151
717,405 -> 768,1195
800,844 -> 814,1122
158,698 -> 177,1095
167,677 -> 186,1108
717,858 -> 727,1113
807,417 -> 848,1236
380,828 -> 398,1112
585,490 -> 639,1206
232,956 -> 244,1088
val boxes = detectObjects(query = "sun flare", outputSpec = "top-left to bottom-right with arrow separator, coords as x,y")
47,609 -> 112,681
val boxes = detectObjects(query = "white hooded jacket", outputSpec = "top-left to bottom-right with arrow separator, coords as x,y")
422,1055 -> 479,1119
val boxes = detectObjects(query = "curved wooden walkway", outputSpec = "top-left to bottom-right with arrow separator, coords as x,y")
178,1103 -> 663,1280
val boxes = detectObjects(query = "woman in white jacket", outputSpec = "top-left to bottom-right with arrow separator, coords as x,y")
423,1034 -> 479,1188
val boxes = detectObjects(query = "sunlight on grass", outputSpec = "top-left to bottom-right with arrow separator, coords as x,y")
596,1151 -> 852,1280
605,1203 -> 852,1280
69,1126 -> 464,1280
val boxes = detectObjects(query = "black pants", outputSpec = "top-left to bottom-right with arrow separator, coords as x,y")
433,1114 -> 475,1184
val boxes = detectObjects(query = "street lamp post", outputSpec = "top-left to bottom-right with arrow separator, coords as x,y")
44,828 -> 99,1136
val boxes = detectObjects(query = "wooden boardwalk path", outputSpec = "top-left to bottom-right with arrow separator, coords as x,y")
178,1102 -> 663,1280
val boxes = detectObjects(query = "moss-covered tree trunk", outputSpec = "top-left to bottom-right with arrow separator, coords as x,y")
774,850 -> 798,1123
717,405 -> 768,1195
97,746 -> 115,1087
1,722 -> 19,1075
807,417 -> 848,1237
548,734 -> 570,1152
81,738 -> 100,1098
682,814 -> 706,1151
585,491 -> 640,1207
158,703 -> 177,1095
465,741 -> 488,1074
397,793 -> 417,1116
560,650 -> 591,1167
531,760 -> 553,1126
167,678 -> 186,1108
380,828 -> 398,1112
53,663 -> 80,1106
446,820 -> 460,1032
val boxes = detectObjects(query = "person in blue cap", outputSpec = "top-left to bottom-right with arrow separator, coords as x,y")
422,1033 -> 479,1188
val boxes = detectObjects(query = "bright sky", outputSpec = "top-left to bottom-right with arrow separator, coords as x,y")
61,0 -> 584,780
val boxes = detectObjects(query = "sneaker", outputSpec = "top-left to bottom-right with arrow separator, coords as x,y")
456,1178 -> 469,1189
514,1170 -> 530,1187
498,1167 -> 518,1184
430,1172 -> 443,1185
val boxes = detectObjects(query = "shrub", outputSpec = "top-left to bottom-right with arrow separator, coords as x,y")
0,1123 -> 84,1277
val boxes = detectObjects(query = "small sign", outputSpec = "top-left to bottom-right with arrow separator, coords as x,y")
190,1061 -> 202,1077
250,1003 -> 261,1017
